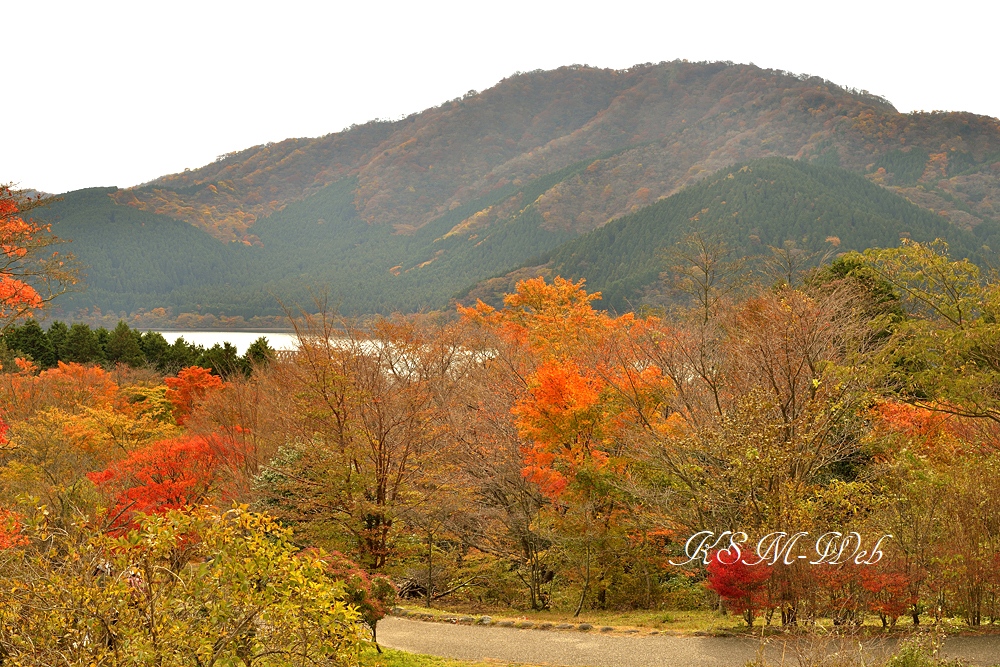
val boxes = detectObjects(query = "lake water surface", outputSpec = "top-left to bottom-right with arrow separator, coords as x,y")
154,331 -> 300,355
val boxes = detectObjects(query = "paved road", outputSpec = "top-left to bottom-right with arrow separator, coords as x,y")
379,617 -> 1000,666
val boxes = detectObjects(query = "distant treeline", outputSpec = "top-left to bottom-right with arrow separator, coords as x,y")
0,320 -> 274,378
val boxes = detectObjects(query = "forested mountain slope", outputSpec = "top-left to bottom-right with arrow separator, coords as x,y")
464,158 -> 1000,312
42,169 -> 583,316
41,189 -> 257,315
34,61 -> 1000,318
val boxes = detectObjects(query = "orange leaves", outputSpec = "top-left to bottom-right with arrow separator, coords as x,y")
0,361 -> 120,421
873,400 -> 998,459
164,366 -> 226,425
520,454 -> 569,499
0,276 -> 42,313
503,276 -> 603,357
473,278 -> 612,501
515,361 -> 604,500
0,194 -> 44,320
876,401 -> 950,442
460,276 -> 604,353
514,360 -> 600,446
502,275 -> 600,314
464,276 -> 673,503
460,276 -> 604,358
38,362 -> 119,408
0,186 -> 78,327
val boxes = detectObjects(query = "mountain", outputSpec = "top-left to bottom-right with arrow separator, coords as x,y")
31,61 -> 1000,319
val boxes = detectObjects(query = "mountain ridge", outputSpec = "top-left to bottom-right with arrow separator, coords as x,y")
105,61 -> 1000,246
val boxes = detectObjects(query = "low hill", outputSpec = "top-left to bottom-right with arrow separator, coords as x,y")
41,188 -> 256,315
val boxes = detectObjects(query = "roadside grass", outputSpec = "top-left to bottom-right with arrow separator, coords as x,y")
393,604 -> 1000,637
361,646 -> 533,667
393,604 -> 744,633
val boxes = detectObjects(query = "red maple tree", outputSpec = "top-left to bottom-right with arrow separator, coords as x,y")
705,551 -> 774,625
87,435 -> 221,531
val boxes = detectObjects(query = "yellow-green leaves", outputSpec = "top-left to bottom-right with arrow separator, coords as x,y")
0,505 -> 363,667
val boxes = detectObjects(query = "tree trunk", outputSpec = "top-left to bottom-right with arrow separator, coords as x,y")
426,530 -> 433,608
573,546 -> 590,618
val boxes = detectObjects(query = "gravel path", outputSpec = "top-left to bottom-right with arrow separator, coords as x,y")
378,617 -> 1000,666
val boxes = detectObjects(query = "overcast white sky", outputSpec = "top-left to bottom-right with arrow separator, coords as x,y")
6,0 -> 998,194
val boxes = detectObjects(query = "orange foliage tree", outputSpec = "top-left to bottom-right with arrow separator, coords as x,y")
462,277 -> 671,503
164,366 -> 226,425
0,186 -> 79,332
461,277 -> 674,613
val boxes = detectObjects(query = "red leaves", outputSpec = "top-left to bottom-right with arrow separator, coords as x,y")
706,548 -> 917,625
164,366 -> 225,425
705,551 -> 774,615
88,435 -> 222,531
0,508 -> 25,549
860,568 -> 914,621
318,551 -> 397,629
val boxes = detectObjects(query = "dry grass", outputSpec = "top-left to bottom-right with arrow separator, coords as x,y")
362,646 -> 533,667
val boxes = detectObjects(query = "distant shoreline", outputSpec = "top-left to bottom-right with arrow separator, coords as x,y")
138,328 -> 298,334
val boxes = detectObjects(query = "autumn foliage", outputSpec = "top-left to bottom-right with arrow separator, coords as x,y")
0,193 -> 45,321
514,360 -> 604,498
87,435 -> 221,531
705,552 -> 773,624
0,508 -> 25,549
0,186 -> 77,330
164,365 -> 226,425
3,237 -> 1000,633
319,551 -> 397,642
462,277 -> 672,504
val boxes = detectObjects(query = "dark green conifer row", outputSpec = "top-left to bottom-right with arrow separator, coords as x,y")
0,320 -> 274,378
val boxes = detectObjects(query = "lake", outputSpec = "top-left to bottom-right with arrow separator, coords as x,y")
154,330 -> 300,355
